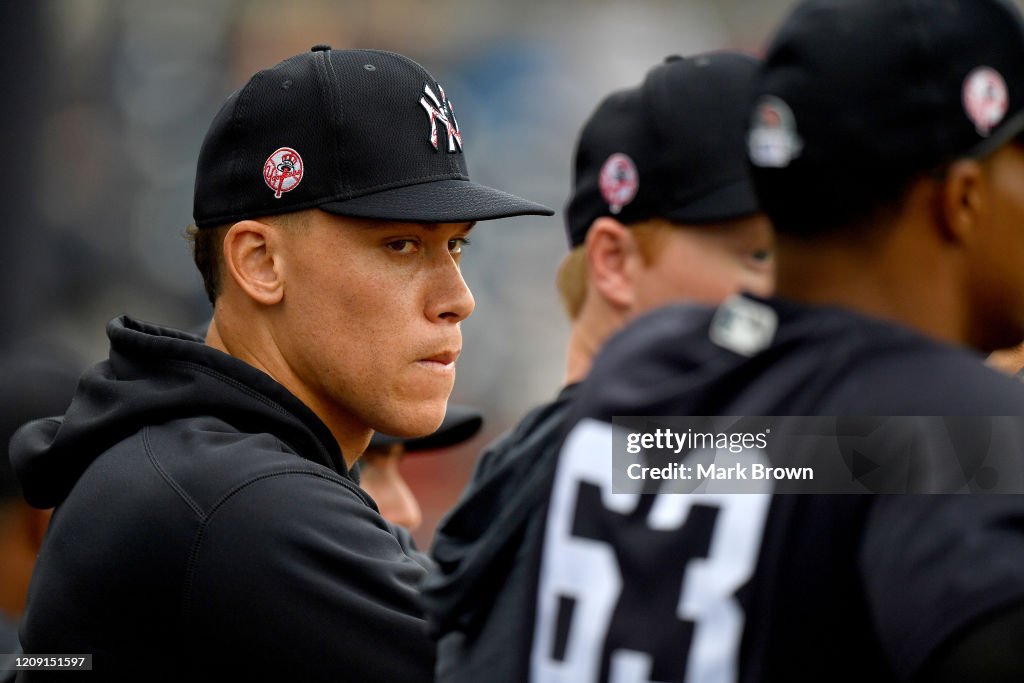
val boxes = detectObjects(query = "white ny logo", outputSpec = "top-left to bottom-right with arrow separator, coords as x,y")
419,83 -> 463,153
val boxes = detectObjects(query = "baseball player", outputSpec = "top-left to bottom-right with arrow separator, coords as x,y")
528,1 -> 1024,681
0,347 -> 80,667
9,46 -> 550,681
358,405 -> 482,530
421,52 -> 773,682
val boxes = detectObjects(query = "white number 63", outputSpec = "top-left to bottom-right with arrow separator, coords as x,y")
531,419 -> 772,683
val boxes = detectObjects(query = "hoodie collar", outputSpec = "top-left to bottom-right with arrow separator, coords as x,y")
11,316 -> 347,508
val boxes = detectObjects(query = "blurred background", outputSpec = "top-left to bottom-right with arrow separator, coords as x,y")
3,0 -> 849,546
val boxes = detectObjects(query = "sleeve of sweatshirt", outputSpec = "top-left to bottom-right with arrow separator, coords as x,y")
861,495 -> 1024,681
181,469 -> 434,682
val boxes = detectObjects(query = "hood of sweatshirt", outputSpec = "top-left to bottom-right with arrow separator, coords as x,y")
10,316 -> 346,509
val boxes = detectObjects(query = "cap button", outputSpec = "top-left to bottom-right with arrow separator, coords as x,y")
311,44 -> 331,52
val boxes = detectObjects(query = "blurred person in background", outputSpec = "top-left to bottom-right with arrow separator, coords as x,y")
10,46 -> 549,682
421,51 -> 774,683
988,341 -> 1024,377
523,0 -> 1024,680
358,405 -> 483,531
0,347 -> 80,658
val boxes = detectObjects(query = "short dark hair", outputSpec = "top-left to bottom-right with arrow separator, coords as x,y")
185,223 -> 228,307
752,163 -> 917,239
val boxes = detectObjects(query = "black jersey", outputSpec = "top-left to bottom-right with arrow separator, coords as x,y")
529,296 -> 1024,682
424,384 -> 579,683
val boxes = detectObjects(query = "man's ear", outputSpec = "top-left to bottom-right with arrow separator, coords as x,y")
584,217 -> 640,310
936,158 -> 989,246
222,220 -> 285,305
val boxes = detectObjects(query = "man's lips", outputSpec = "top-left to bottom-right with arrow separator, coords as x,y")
416,350 -> 460,368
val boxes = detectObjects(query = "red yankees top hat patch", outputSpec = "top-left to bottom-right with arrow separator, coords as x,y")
263,147 -> 304,198
963,67 -> 1008,137
599,153 -> 639,214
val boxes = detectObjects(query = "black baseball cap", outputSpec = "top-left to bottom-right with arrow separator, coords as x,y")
565,52 -> 762,248
367,404 -> 483,454
748,0 -> 1024,211
193,46 -> 552,228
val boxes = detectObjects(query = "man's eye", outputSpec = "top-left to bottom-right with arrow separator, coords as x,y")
750,248 -> 773,263
387,240 -> 417,254
449,237 -> 471,255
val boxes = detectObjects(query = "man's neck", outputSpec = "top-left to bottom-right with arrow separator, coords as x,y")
774,230 -> 969,348
206,315 -> 371,468
564,300 -> 629,385
564,328 -> 597,385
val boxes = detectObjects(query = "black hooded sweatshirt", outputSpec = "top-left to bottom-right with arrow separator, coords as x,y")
10,317 -> 434,682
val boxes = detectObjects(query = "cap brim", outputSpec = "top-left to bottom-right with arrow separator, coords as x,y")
319,178 -> 553,223
661,176 -> 760,225
368,405 -> 484,453
969,108 -> 1024,159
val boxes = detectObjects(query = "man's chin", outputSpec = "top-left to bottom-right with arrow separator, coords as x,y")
374,402 -> 448,439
